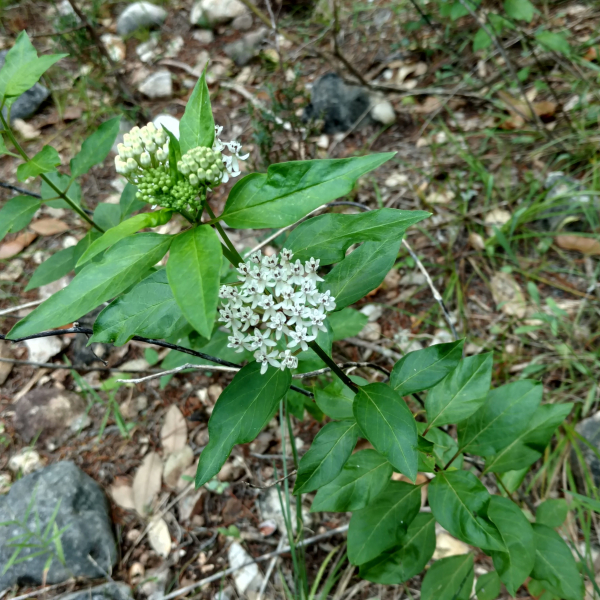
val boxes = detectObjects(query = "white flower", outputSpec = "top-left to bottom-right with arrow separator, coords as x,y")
216,249 -> 336,374
288,325 -> 316,352
213,124 -> 249,183
255,349 -> 281,374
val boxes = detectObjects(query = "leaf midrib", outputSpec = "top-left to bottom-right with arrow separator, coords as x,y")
393,345 -> 458,393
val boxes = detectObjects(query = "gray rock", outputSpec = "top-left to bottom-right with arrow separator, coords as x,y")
116,2 -> 167,36
574,411 -> 600,488
57,583 -> 132,600
138,70 -> 173,99
304,73 -> 371,134
223,28 -> 267,66
0,50 -> 50,121
541,171 -> 600,232
231,13 -> 253,31
190,0 -> 248,28
0,461 -> 117,588
14,388 -> 88,443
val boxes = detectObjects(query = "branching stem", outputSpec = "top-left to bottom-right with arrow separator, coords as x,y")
205,204 -> 243,265
308,340 -> 359,393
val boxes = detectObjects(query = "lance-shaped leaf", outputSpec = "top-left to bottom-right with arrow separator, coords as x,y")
77,209 -> 173,267
327,308 -> 367,341
425,353 -> 493,428
25,245 -> 76,291
180,68 -> 214,154
421,554 -> 474,600
391,340 -> 464,396
92,269 -> 188,345
0,196 -> 40,242
428,470 -> 505,551
70,117 -> 121,179
120,183 -> 145,218
531,524 -> 584,600
536,499 -> 568,528
167,226 -> 222,339
286,209 -> 429,265
353,383 -> 418,481
221,153 -> 394,229
294,420 -> 358,494
487,495 -> 535,596
458,380 -> 542,456
359,513 -> 436,584
484,403 -> 573,473
7,233 -> 172,339
347,480 -> 422,565
17,146 -> 60,181
195,363 -> 291,486
314,376 -> 367,420
323,239 -> 401,310
311,449 -> 391,512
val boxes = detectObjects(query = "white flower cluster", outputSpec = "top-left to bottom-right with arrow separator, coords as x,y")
218,249 -> 336,374
212,125 -> 249,183
114,123 -> 169,180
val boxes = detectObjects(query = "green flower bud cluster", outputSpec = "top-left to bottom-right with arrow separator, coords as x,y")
177,146 -> 225,187
135,168 -> 175,204
157,180 -> 204,212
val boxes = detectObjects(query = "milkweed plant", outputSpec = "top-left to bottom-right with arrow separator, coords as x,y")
0,32 -> 586,600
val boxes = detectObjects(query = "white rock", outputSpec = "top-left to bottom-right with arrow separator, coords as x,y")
0,258 -> 24,281
39,275 -> 71,300
117,2 -> 167,36
163,445 -> 194,488
316,134 -> 329,149
360,304 -> 383,322
56,0 -> 79,19
358,321 -> 381,342
384,172 -> 409,187
399,272 -> 426,286
25,336 -> 62,363
192,29 -> 215,44
165,35 -> 184,58
371,100 -> 396,125
258,487 -> 311,534
153,114 -> 180,139
190,0 -> 248,27
231,13 -> 253,30
8,448 -> 43,475
484,208 -> 512,236
100,34 -> 126,63
119,358 -> 150,372
0,472 -> 11,494
433,530 -> 470,559
62,235 -> 78,249
227,542 -> 263,595
138,70 -> 172,98
136,37 -> 160,63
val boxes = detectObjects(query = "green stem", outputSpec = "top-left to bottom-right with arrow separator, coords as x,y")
220,243 -> 238,265
308,341 -> 359,393
205,204 -> 243,265
0,112 -> 103,232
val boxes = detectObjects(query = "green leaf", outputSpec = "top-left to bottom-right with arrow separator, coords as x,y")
421,554 -> 474,600
536,31 -> 571,56
531,524 -> 584,600
0,32 -> 66,100
353,383 -> 418,481
167,226 -> 222,339
314,376 -> 367,420
323,239 -> 401,310
347,480 -> 422,565
7,233 -> 172,339
70,117 -> 121,179
195,363 -> 291,486
429,470 -> 505,551
425,353 -> 493,428
0,195 -> 40,241
424,427 -> 463,469
16,146 -> 60,182
311,449 -> 391,512
93,202 -> 121,231
565,491 -> 600,514
484,403 -> 572,473
120,183 -> 145,218
473,28 -> 492,52
221,153 -> 394,229
286,209 -> 429,265
0,134 -> 18,157
180,69 -> 214,154
25,245 -> 76,291
487,495 -> 535,596
41,172 -> 82,209
391,340 -> 464,396
294,420 -> 358,494
92,269 -> 188,345
163,126 -> 182,182
327,308 -> 367,341
504,0 -> 534,21
458,380 -> 542,455
536,499 -> 568,528
476,571 -> 501,600
359,513 -> 435,584
77,209 -> 173,266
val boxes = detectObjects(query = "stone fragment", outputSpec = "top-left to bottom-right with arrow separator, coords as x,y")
55,583 -> 132,600
0,462 -> 116,588
101,34 -> 126,62
223,28 -> 267,66
24,336 -> 63,363
371,100 -> 396,125
190,0 -> 248,27
138,70 -> 173,99
116,2 -> 167,36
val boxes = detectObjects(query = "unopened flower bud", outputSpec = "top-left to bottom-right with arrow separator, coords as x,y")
140,152 -> 151,167
126,158 -> 138,172
189,174 -> 199,186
